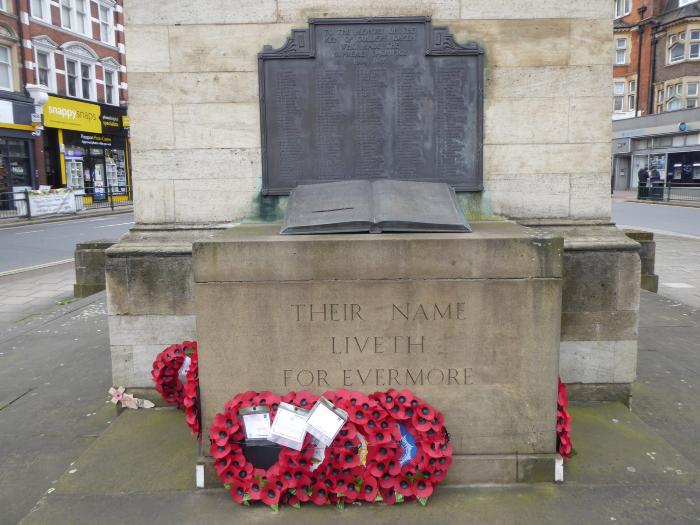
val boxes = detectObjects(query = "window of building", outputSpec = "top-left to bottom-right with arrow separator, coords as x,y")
667,98 -> 682,111
80,62 -> 92,100
35,50 -> 54,91
680,0 -> 699,6
104,69 -> 118,105
0,45 -> 12,91
628,80 -> 637,112
31,0 -> 51,22
690,30 -> 700,59
615,38 -> 628,65
688,82 -> 698,108
669,33 -> 686,63
615,0 -> 630,18
61,0 -> 91,37
66,59 -> 78,96
656,88 -> 664,113
0,1 -> 7,12
614,81 -> 625,112
98,4 -> 115,45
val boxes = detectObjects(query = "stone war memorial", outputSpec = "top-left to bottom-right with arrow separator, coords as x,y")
113,0 -> 639,498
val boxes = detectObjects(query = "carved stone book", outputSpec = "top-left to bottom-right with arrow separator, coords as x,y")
281,180 -> 471,234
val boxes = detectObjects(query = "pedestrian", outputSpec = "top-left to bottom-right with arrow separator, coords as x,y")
637,166 -> 649,186
650,167 -> 660,182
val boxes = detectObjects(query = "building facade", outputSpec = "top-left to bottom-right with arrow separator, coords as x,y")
0,0 -> 130,200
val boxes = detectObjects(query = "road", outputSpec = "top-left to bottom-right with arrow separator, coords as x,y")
0,213 -> 134,273
612,201 -> 700,238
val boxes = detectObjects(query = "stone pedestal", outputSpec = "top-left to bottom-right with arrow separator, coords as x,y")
192,222 -> 563,484
73,240 -> 114,298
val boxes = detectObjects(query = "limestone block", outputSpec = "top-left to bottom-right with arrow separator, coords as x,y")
131,148 -> 261,181
569,98 -> 612,143
173,178 -> 259,222
443,455 -> 516,485
486,65 -> 611,100
570,19 -> 613,66
124,0 -> 277,25
561,311 -> 639,342
277,0 -> 459,22
486,174 -> 570,219
128,72 -> 258,105
173,102 -> 260,149
194,223 -> 562,457
485,98 -> 569,145
124,26 -> 170,72
112,340 -> 197,387
74,241 -> 114,298
569,172 -> 612,220
105,256 -> 128,316
133,179 -> 175,224
130,104 -> 174,152
459,0 -> 609,19
109,315 -> 197,346
484,143 -> 611,175
449,20 -> 570,68
168,24 -> 296,73
559,340 -> 637,383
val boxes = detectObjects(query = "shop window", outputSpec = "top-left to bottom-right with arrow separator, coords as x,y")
104,69 -> 118,105
99,4 -> 115,46
614,0 -> 630,18
615,38 -> 628,65
61,0 -> 91,38
31,0 -> 51,22
0,45 -> 12,91
0,139 -> 32,188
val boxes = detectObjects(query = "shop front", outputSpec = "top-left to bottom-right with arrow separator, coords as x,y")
42,95 -> 130,204
0,94 -> 37,196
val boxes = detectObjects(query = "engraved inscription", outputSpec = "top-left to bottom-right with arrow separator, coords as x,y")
275,70 -> 303,181
395,69 -> 423,177
436,67 -> 468,179
355,67 -> 386,178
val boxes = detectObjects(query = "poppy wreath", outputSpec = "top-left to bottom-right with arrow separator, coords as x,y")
210,390 -> 319,511
556,377 -> 574,460
210,388 -> 452,510
182,348 -> 201,439
151,341 -> 201,438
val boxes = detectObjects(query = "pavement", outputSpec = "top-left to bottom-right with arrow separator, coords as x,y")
1,209 -> 700,524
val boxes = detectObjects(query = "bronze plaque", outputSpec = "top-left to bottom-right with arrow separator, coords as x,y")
258,17 -> 484,195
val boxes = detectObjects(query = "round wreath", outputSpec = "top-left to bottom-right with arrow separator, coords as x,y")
151,341 -> 201,438
209,388 -> 452,510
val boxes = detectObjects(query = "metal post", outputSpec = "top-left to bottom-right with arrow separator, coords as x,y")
108,184 -> 114,210
25,188 -> 31,219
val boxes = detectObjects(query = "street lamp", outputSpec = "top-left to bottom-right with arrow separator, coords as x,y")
25,84 -> 50,137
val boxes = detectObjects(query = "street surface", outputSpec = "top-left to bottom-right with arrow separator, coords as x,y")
0,213 -> 134,273
613,201 -> 700,308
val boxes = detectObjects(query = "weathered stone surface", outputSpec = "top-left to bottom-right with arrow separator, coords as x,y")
516,454 -> 558,482
486,174 -> 570,219
194,223 -> 562,463
625,230 -> 659,293
485,97 -> 569,145
459,0 -> 610,19
173,178 -> 259,222
486,65 -> 611,99
570,19 -> 613,66
560,340 -> 637,384
449,20 -> 571,67
277,0 -> 460,22
568,98 -> 612,143
484,144 -> 611,175
123,26 -> 170,73
124,0 -> 277,25
168,24 -> 296,73
131,148 -> 261,182
132,179 -> 175,224
74,241 -> 114,298
569,173 -> 612,220
128,72 -> 258,105
173,103 -> 260,149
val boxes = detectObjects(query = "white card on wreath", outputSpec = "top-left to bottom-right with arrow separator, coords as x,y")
305,397 -> 347,447
241,410 -> 271,440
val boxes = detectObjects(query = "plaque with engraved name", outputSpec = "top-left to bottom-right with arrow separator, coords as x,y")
259,17 -> 484,195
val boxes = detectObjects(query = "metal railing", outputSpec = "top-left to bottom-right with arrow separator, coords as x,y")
0,186 -> 132,220
638,183 -> 700,203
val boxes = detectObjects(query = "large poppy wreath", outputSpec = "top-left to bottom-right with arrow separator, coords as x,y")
209,388 -> 452,510
151,341 -> 201,438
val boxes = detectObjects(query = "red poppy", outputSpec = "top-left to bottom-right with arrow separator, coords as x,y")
414,478 -> 433,499
281,391 -> 296,404
378,471 -> 395,489
311,485 -> 329,505
360,475 -> 378,502
248,479 -> 263,501
219,465 -> 238,485
395,475 -> 414,497
294,390 -> 317,409
432,468 -> 447,482
286,494 -> 300,507
349,407 -> 368,425
261,485 -> 281,506
211,442 -> 231,459
296,475 -> 313,502
368,459 -> 388,477
337,422 -> 357,440
379,485 -> 397,505
228,480 -> 249,504
343,479 -> 360,502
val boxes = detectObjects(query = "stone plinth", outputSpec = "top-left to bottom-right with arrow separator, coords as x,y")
192,222 -> 563,484
74,240 -> 115,298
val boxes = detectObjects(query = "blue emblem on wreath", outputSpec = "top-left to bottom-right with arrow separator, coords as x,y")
398,424 -> 417,466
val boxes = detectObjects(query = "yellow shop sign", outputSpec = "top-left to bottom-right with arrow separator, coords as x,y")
43,96 -> 102,133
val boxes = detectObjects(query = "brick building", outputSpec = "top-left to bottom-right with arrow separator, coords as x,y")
0,0 -> 130,202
